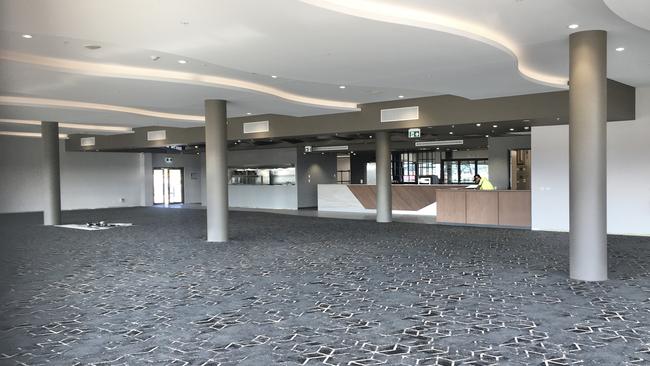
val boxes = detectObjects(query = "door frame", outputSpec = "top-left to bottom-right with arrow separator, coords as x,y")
153,167 -> 185,205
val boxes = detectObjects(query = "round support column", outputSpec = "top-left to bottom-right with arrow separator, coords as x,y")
375,131 -> 392,223
569,30 -> 608,281
205,100 -> 229,242
41,121 -> 61,225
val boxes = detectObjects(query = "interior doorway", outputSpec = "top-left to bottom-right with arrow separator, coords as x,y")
509,149 -> 531,190
153,168 -> 184,205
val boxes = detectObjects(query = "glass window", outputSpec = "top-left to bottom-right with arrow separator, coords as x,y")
400,152 -> 417,183
477,160 -> 489,179
459,161 -> 476,183
444,161 -> 459,183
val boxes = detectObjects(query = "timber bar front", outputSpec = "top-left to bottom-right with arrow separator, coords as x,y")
318,184 -> 531,228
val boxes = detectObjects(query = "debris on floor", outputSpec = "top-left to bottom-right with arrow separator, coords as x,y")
54,221 -> 133,231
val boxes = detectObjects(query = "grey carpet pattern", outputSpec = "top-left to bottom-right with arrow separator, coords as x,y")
1,207 -> 649,365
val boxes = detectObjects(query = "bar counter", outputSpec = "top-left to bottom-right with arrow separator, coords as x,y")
436,189 -> 531,227
318,184 -> 531,227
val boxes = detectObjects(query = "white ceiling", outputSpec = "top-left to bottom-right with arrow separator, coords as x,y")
0,0 -> 649,133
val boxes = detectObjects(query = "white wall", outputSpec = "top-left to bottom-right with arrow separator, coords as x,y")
0,136 -> 148,213
152,153 -> 202,204
531,125 -> 570,232
532,86 -> 650,236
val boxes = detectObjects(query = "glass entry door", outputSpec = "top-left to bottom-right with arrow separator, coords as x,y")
153,168 -> 184,205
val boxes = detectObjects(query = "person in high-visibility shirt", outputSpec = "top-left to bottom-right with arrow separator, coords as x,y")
473,174 -> 495,190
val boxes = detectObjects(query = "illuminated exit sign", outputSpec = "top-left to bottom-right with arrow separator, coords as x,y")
408,128 -> 421,138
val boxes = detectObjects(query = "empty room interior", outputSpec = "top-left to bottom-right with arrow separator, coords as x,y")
2,0 -> 650,364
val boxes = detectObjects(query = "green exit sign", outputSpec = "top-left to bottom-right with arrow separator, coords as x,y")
408,128 -> 421,138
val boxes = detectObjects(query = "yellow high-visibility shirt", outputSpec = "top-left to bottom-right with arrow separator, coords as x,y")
478,177 -> 495,190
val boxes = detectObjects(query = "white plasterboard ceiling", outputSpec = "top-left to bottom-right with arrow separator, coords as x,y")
0,0 -> 648,134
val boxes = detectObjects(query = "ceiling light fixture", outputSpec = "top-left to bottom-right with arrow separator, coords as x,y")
21,34 -> 33,39
509,128 -> 515,131
271,75 -> 278,79
524,126 -> 530,130
492,124 -> 498,128
568,24 -> 579,29
485,135 -> 489,137
476,123 -> 481,127
449,131 -> 454,135
177,59 -> 187,64
415,140 -> 464,147
339,85 -> 346,89
312,145 -> 349,152
398,95 -> 404,99
615,47 -> 625,52
0,51 -> 358,111
246,112 -> 252,115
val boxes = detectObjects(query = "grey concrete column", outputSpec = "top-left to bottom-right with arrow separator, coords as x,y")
569,30 -> 607,281
41,121 -> 61,225
205,100 -> 228,242
375,131 -> 392,223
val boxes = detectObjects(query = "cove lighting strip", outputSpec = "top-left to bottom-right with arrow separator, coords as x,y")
415,139 -> 463,147
0,51 -> 359,111
300,0 -> 567,88
0,131 -> 68,139
0,118 -> 133,133
0,96 -> 203,122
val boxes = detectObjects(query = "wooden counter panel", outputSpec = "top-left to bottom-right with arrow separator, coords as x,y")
436,189 -> 531,227
347,185 -> 444,210
347,185 -> 377,209
498,191 -> 531,227
392,186 -> 439,210
466,191 -> 499,225
436,190 -> 467,223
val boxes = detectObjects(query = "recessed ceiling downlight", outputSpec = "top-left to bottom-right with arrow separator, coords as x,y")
568,24 -> 579,29
21,34 -> 33,39
178,59 -> 188,64
339,85 -> 346,89
271,75 -> 278,79
616,47 -> 625,52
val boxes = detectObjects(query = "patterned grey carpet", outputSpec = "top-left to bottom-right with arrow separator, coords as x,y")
0,207 -> 649,365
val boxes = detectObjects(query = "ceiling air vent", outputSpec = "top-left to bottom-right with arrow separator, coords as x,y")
415,140 -> 464,147
147,130 -> 167,141
80,137 -> 95,147
380,106 -> 419,123
243,121 -> 269,134
312,145 -> 349,152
